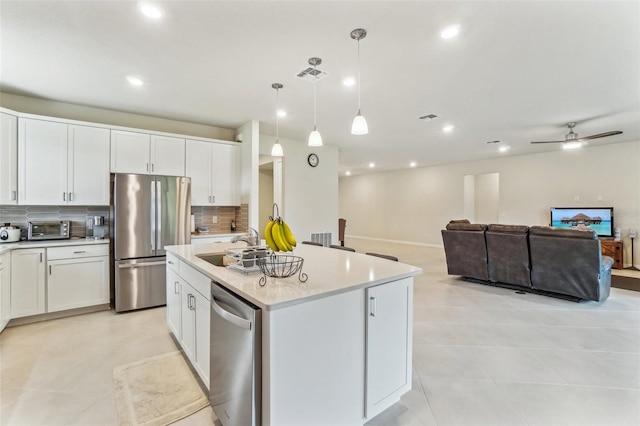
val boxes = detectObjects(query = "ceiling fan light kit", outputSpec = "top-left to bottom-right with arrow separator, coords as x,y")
530,122 -> 622,146
308,57 -> 323,147
271,83 -> 284,157
350,28 -> 369,135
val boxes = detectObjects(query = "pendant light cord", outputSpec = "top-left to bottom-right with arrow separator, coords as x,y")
313,63 -> 318,129
276,87 -> 280,140
357,38 -> 361,112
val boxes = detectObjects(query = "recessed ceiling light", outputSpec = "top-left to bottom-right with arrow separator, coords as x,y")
441,25 -> 460,39
126,76 -> 144,86
343,77 -> 356,87
277,110 -> 287,117
498,145 -> 510,153
345,171 -> 351,176
139,3 -> 162,19
368,162 -> 375,168
410,161 -> 417,168
442,124 -> 455,133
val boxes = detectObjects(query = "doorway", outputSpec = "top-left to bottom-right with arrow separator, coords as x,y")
259,156 -> 282,234
463,172 -> 499,224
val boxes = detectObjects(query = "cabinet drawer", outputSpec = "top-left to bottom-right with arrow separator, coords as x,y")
179,261 -> 210,300
47,244 -> 109,260
167,252 -> 179,272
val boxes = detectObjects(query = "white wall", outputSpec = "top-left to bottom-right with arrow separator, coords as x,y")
340,141 -> 640,265
260,134 -> 339,245
237,120 -> 260,229
0,92 -> 235,140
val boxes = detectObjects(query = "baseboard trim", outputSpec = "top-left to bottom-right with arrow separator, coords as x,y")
346,234 -> 443,248
7,304 -> 111,327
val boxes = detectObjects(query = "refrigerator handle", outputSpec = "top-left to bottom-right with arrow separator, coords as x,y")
150,179 -> 156,252
157,179 -> 162,250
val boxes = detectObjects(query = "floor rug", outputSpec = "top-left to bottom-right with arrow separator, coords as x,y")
113,351 -> 209,426
611,274 -> 640,292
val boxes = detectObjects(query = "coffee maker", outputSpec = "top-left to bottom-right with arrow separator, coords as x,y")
87,216 -> 107,239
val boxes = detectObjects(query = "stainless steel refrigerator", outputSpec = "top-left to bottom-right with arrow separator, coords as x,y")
112,174 -> 191,312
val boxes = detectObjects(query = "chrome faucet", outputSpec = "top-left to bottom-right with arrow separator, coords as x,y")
231,227 -> 260,246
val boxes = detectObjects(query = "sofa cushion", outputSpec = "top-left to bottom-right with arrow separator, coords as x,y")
446,222 -> 487,231
529,225 -> 597,239
487,224 -> 529,234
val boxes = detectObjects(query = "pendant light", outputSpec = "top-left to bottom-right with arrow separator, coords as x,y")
350,28 -> 368,135
271,83 -> 284,157
308,57 -> 323,147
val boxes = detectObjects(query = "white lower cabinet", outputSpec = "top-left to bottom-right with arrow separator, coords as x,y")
365,277 -> 413,420
10,244 -> 109,319
166,267 -> 182,338
10,248 -> 46,318
0,252 -> 11,331
167,260 -> 211,389
46,245 -> 109,313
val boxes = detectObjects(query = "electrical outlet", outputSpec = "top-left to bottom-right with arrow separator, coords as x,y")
212,216 -> 218,224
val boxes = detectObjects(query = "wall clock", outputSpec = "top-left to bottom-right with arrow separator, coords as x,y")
307,153 -> 319,167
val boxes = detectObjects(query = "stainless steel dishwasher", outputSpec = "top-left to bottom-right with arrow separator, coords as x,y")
210,281 -> 262,426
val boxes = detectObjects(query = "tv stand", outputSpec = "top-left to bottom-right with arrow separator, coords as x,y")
600,239 -> 623,269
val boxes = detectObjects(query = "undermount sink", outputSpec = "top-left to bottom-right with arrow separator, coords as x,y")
196,253 -> 225,267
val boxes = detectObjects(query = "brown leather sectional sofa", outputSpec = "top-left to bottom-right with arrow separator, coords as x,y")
441,220 -> 613,302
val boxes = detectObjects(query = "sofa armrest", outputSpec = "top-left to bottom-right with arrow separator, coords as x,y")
601,255 -> 614,272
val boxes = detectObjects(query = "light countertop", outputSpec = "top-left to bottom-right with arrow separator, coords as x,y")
0,238 -> 109,255
165,243 -> 422,311
190,231 -> 247,239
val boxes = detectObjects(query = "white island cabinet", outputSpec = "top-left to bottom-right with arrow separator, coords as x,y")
165,243 -> 421,425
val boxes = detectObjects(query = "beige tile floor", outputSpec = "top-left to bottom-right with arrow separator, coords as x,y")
1,240 -> 639,425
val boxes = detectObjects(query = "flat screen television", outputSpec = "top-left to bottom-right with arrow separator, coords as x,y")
550,207 -> 614,238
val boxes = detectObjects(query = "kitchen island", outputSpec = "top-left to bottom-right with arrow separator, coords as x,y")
165,242 -> 422,425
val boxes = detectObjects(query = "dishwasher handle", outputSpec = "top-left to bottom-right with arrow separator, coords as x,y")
211,296 -> 252,330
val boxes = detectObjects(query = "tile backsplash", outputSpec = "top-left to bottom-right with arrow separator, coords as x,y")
191,204 -> 248,233
0,205 -> 110,240
0,203 -> 249,240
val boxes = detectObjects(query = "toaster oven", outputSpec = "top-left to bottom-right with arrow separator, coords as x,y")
27,221 -> 70,240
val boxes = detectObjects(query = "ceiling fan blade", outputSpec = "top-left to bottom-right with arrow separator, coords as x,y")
578,130 -> 623,141
530,140 -> 566,144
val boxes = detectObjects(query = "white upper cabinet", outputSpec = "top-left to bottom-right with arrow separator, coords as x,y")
110,130 -> 151,174
68,125 -> 110,205
111,130 -> 185,176
151,135 -> 185,176
0,111 -> 18,205
18,118 -> 68,205
186,140 -> 240,206
18,118 -> 110,205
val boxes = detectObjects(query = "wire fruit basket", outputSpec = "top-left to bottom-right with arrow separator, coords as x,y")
257,254 -> 308,287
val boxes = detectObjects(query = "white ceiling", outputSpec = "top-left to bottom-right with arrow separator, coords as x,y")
1,1 -> 639,175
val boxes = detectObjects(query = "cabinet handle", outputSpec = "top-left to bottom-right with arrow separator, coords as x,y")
11,190 -> 16,201
73,250 -> 86,254
146,163 -> 149,172
212,195 -> 215,204
152,163 -> 155,172
369,296 -> 377,317
63,192 -> 66,201
40,253 -> 43,263
49,265 -> 52,275
168,260 -> 174,265
69,192 -> 73,201
191,294 -> 196,310
174,281 -> 180,294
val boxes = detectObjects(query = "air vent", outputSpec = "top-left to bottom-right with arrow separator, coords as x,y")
418,114 -> 439,121
296,66 -> 328,82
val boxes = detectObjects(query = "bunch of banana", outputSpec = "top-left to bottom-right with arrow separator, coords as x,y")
265,217 -> 297,252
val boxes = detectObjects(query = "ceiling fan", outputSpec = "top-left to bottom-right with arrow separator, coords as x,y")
530,122 -> 622,144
